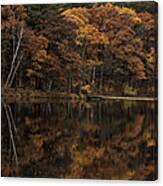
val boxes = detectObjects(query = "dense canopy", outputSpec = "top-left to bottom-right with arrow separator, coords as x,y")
1,2 -> 157,96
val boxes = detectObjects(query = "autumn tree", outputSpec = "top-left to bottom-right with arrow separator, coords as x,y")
40,13 -> 82,93
63,7 -> 109,93
1,3 -> 157,96
1,5 -> 27,89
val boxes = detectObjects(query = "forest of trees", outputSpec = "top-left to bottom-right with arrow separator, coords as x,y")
1,2 -> 158,97
1,2 -> 158,179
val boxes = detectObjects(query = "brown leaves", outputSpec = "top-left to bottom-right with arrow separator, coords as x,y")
127,56 -> 147,80
63,2 -> 156,83
1,5 -> 27,30
1,3 -> 157,93
23,31 -> 48,55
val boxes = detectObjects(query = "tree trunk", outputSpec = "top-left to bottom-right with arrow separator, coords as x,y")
99,65 -> 104,92
79,40 -> 87,94
67,73 -> 72,94
8,53 -> 24,88
92,66 -> 96,91
4,25 -> 24,89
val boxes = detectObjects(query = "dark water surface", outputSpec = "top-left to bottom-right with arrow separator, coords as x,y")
1,100 -> 157,180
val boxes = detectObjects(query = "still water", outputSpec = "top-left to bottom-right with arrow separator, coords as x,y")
1,100 -> 157,180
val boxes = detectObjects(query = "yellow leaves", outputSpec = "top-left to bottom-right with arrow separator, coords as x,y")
65,14 -> 86,26
33,49 -> 48,62
81,84 -> 92,94
115,6 -> 141,24
99,34 -> 109,45
117,6 -> 136,16
61,2 -> 153,85
131,16 -> 142,24
26,68 -> 43,78
77,24 -> 109,45
63,7 -> 109,46
123,84 -> 137,96
146,48 -> 156,71
26,69 -> 35,77
147,139 -> 156,148
78,24 -> 97,38
85,59 -> 103,66
62,7 -> 89,26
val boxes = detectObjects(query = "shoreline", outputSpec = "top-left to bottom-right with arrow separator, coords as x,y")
1,89 -> 157,102
86,94 -> 157,101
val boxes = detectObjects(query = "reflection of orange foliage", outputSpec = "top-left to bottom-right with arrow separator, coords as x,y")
127,114 -> 144,138
66,146 -> 105,178
32,134 -> 45,148
1,103 -> 157,179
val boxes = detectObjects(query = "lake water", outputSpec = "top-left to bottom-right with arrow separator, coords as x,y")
1,100 -> 157,180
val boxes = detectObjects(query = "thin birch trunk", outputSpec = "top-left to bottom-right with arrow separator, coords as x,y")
5,26 -> 24,89
8,53 -> 24,88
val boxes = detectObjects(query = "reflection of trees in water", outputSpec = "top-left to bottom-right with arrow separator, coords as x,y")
1,101 -> 157,180
2,103 -> 19,176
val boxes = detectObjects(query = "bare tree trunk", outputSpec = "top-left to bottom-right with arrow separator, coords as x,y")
79,40 -> 87,94
8,53 -> 24,88
99,65 -> 104,92
5,26 -> 24,89
92,66 -> 96,91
